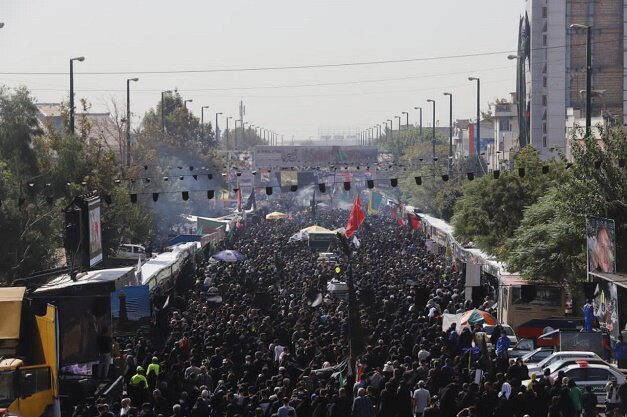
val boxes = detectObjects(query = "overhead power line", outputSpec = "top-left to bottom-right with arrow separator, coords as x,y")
0,39 -> 619,76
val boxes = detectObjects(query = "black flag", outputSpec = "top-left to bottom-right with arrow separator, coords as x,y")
243,188 -> 256,210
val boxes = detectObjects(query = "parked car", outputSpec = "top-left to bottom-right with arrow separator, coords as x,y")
508,338 -> 537,358
527,351 -> 601,376
114,244 -> 146,260
541,357 -> 611,376
519,347 -> 554,364
483,324 -> 518,345
524,361 -> 625,403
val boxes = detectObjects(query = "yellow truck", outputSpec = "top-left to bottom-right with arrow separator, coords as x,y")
0,287 -> 59,417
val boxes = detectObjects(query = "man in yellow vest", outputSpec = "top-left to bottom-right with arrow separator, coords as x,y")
129,366 -> 148,405
146,357 -> 160,390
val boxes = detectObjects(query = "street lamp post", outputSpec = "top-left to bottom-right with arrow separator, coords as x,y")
443,92 -> 453,175
468,77 -> 481,157
215,112 -> 222,141
126,77 -> 139,167
69,56 -> 85,135
413,106 -> 423,142
377,124 -> 382,144
201,106 -> 209,137
226,116 -> 233,147
201,106 -> 209,126
184,99 -> 193,109
427,99 -> 436,163
161,90 -> 172,133
387,119 -> 393,143
402,111 -> 409,144
571,24 -> 592,136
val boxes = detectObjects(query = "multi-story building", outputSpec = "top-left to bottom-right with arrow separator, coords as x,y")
489,93 -> 520,171
523,0 -> 625,159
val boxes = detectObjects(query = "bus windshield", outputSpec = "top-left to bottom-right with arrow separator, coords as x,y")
0,371 -> 15,407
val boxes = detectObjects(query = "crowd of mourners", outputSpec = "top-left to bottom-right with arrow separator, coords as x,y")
74,207 -> 627,417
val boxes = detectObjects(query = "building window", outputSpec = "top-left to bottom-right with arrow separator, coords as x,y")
542,7 -> 547,18
543,136 -> 547,147
542,123 -> 547,134
543,35 -> 547,46
543,77 -> 547,87
542,95 -> 547,106
499,119 -> 511,132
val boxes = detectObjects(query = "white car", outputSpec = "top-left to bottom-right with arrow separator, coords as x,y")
527,351 -> 601,376
540,362 -> 625,403
483,324 -> 518,345
115,244 -> 146,260
520,348 -> 553,365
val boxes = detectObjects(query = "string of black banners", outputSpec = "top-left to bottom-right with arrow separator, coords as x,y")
16,155 -> 627,192
2,156 -> 625,207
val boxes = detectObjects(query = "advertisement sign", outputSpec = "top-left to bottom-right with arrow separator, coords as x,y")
87,197 -> 103,267
58,295 -> 110,368
254,145 -> 378,169
586,216 -> 616,273
593,280 -> 619,339
111,285 -> 151,336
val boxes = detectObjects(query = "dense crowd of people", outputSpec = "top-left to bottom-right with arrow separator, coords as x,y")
75,207 -> 627,417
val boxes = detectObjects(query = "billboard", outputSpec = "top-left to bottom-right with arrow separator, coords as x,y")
111,285 -> 151,336
253,145 -> 378,169
64,194 -> 103,271
592,280 -> 619,339
88,197 -> 103,267
586,216 -> 616,274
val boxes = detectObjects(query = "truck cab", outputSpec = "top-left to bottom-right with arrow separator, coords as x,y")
0,288 -> 58,417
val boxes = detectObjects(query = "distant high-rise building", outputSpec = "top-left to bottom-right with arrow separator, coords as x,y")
522,0 -> 625,159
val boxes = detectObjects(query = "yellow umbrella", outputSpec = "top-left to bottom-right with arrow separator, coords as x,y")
266,211 -> 289,220
300,225 -> 333,234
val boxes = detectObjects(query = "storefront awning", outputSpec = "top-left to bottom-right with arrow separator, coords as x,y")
589,271 -> 627,290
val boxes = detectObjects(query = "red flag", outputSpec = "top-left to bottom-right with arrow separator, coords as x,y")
408,213 -> 421,230
345,196 -> 365,238
236,188 -> 242,211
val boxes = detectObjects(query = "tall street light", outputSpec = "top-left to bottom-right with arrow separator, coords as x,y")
126,77 -> 139,167
413,106 -> 423,141
468,77 -> 481,157
184,99 -> 193,109
201,105 -> 209,138
201,106 -> 209,126
571,23 -> 592,136
427,99 -> 436,163
377,124 -> 382,144
402,111 -> 409,145
226,116 -> 233,146
161,90 -> 172,133
215,112 -> 222,141
387,119 -> 393,143
69,56 -> 85,135
443,92 -> 453,175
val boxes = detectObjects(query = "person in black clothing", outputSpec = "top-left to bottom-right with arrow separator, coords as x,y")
378,382 -> 396,417
581,384 -> 597,417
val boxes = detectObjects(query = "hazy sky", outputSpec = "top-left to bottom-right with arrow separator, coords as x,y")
1,0 -> 521,140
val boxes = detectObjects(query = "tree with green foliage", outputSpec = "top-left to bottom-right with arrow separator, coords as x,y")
0,88 -> 59,282
505,128 -> 627,284
451,146 -> 564,257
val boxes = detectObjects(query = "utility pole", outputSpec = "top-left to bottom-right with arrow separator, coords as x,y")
443,92 -> 453,175
126,77 -> 139,167
69,56 -> 85,135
